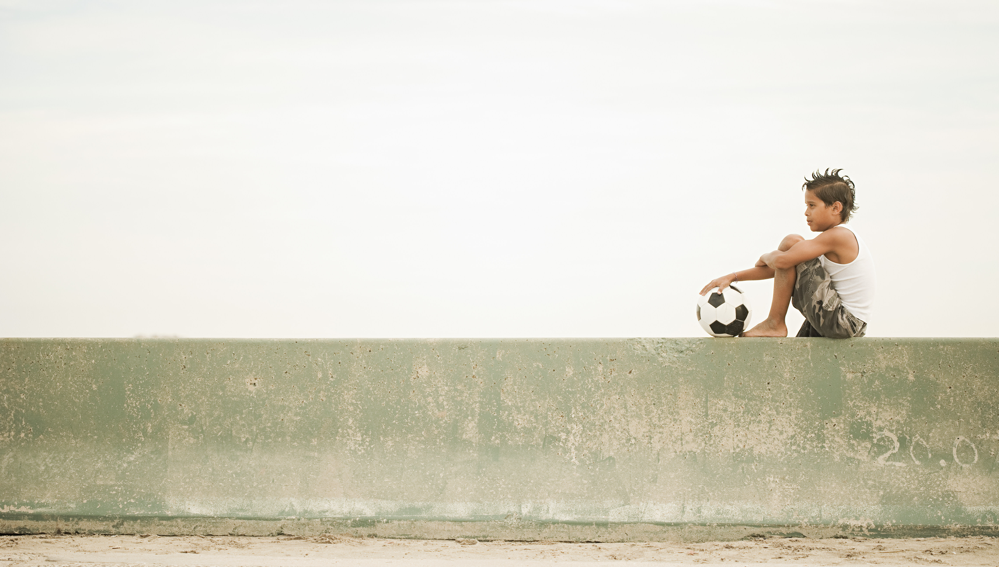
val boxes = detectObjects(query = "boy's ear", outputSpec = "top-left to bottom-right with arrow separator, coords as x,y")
831,201 -> 843,213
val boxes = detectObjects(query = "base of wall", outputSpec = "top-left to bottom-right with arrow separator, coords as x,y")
3,515 -> 998,542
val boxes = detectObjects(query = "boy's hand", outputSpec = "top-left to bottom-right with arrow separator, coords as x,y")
700,273 -> 737,295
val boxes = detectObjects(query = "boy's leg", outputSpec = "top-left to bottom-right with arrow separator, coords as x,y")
795,319 -> 823,337
792,258 -> 868,338
743,234 -> 803,337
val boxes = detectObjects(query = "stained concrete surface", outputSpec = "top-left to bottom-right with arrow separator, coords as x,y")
1,338 -> 997,539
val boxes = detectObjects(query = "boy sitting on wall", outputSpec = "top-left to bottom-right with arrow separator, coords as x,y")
700,169 -> 876,338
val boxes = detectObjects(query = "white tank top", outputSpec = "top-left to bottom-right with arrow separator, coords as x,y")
819,225 -> 876,324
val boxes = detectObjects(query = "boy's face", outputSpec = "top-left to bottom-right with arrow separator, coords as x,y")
803,189 -> 842,232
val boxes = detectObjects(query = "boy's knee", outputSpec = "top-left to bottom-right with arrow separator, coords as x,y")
779,234 -> 804,251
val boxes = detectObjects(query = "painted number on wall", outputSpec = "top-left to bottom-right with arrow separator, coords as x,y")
872,430 -> 986,469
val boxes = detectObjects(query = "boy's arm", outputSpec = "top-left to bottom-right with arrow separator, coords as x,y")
700,229 -> 852,295
699,265 -> 775,295
758,230 -> 843,270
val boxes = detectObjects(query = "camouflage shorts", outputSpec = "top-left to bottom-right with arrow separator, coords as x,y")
791,258 -> 867,339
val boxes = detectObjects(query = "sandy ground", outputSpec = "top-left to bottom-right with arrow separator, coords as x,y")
0,534 -> 997,566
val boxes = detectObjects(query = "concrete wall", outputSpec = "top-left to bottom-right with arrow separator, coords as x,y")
1,338 -> 997,540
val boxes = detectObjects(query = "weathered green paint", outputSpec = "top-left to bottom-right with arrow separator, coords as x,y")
1,338 -> 997,540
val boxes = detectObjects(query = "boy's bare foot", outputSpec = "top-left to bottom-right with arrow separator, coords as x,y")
742,319 -> 788,337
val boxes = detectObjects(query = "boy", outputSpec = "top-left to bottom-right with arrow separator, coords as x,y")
699,169 -> 875,338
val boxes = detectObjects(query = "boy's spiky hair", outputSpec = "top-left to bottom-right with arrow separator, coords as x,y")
802,168 -> 858,223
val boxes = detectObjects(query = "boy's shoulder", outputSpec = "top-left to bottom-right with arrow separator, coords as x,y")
821,225 -> 854,239
816,225 -> 859,262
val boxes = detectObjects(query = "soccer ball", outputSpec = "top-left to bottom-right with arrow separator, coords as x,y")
697,285 -> 752,337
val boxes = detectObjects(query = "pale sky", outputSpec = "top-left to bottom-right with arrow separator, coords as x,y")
1,0 -> 997,338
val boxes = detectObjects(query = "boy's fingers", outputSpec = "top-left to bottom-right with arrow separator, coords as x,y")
700,281 -> 720,295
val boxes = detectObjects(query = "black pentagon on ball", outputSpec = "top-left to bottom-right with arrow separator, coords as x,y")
696,305 -> 701,321
726,320 -> 746,336
709,320 -> 728,335
735,304 -> 749,321
707,292 -> 725,308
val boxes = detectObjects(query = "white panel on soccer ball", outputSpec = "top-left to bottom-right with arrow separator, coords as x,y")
696,307 -> 714,335
698,302 -> 717,322
722,286 -> 744,306
698,321 -> 712,336
715,302 -> 736,324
